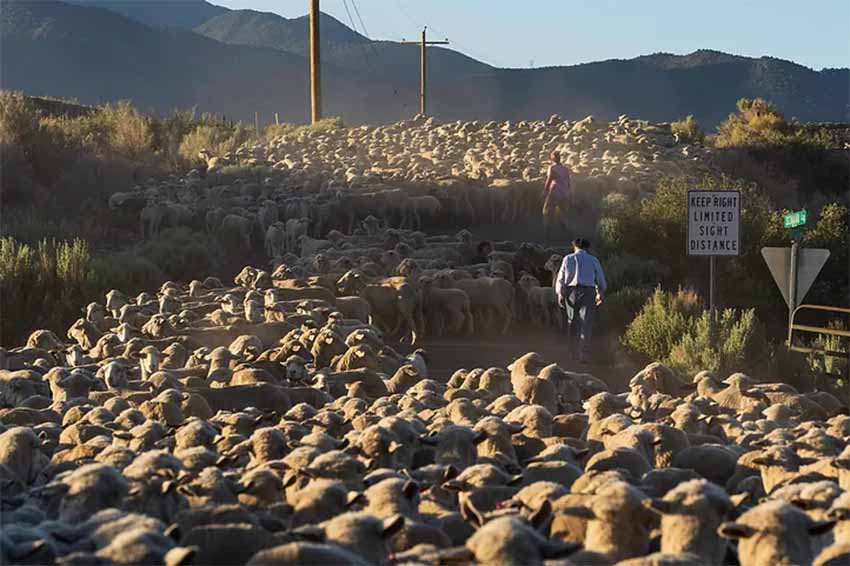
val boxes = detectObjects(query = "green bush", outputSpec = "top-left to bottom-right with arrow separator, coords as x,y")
671,115 -> 704,144
138,228 -> 224,283
668,308 -> 769,377
0,237 -> 99,346
622,287 -> 702,362
803,203 -> 850,305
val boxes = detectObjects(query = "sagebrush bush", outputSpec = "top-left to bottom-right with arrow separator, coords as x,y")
264,122 -> 299,139
178,123 -> 254,164
668,308 -> 769,377
0,91 -> 40,146
604,253 -> 671,292
0,238 -> 98,346
670,115 -> 704,144
622,287 -> 702,362
714,98 -> 832,151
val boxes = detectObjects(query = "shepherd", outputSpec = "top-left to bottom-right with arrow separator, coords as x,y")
541,150 -> 571,239
555,238 -> 607,363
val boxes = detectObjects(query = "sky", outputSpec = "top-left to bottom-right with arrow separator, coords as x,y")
213,0 -> 850,70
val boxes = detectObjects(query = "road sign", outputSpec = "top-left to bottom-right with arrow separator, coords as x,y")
761,246 -> 830,307
687,190 -> 740,256
783,209 -> 807,229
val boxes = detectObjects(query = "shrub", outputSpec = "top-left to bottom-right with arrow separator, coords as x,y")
138,228 -> 224,282
91,252 -> 165,296
309,116 -> 344,133
671,115 -> 704,144
264,122 -> 299,140
714,98 -> 832,151
604,253 -> 671,293
668,308 -> 769,377
601,286 -> 654,333
622,287 -> 702,362
0,237 -> 98,346
0,91 -> 40,146
806,322 -> 848,383
804,203 -> 850,305
178,123 -> 254,163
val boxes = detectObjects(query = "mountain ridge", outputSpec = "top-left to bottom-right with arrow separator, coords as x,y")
3,0 -> 847,126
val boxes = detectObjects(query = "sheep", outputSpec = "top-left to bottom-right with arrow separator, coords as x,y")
419,276 -> 474,336
247,542 -> 369,565
0,426 -> 51,486
302,512 -> 405,565
463,515 -> 579,565
179,523 -> 275,566
718,500 -> 836,566
643,479 -> 735,564
559,481 -> 654,561
49,462 -> 129,522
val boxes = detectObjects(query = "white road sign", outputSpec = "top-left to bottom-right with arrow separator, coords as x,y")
687,190 -> 741,256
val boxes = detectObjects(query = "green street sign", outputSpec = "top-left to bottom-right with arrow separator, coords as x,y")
784,209 -> 807,229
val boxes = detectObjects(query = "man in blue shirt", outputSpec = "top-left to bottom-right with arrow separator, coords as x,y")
555,238 -> 607,363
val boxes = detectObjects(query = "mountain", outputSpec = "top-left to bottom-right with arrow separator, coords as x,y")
2,1 -> 847,127
194,9 -> 491,80
0,0 -> 413,123
66,0 -> 227,29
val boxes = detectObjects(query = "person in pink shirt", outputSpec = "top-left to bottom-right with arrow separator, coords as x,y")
541,150 -> 571,238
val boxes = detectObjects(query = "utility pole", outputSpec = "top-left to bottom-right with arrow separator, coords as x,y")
309,0 -> 322,124
401,27 -> 448,116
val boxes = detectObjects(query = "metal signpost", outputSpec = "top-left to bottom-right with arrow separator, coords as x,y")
687,190 -> 741,339
762,210 -> 841,379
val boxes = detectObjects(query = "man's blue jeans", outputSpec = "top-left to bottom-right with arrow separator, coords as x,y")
565,286 -> 595,359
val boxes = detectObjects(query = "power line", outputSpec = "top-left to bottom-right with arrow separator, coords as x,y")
340,0 -> 358,35
350,0 -> 370,38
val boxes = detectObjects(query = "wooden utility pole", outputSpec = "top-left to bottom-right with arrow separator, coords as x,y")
402,27 -> 448,116
309,0 -> 322,124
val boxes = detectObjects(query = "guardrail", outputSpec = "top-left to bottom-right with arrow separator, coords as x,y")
787,304 -> 850,379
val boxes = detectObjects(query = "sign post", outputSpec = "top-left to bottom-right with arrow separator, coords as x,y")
688,190 -> 741,342
762,225 -> 830,349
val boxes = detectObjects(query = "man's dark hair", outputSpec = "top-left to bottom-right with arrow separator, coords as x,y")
572,238 -> 591,250
477,240 -> 493,254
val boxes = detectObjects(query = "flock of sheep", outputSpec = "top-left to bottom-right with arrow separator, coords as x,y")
109,113 -> 719,259
1,114 -> 847,565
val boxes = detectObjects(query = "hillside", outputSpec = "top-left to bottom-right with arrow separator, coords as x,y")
194,9 -> 492,81
2,0 -> 847,126
67,0 -> 227,28
0,0 -> 412,123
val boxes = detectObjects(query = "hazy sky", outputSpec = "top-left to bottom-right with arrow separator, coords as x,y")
213,0 -> 850,70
